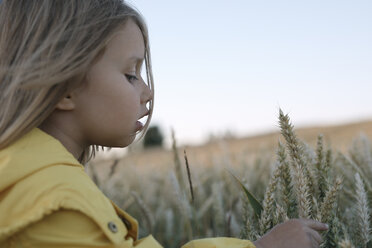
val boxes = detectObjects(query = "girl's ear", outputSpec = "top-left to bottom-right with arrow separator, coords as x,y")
55,95 -> 75,111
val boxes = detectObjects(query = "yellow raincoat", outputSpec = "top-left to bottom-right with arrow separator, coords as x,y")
0,128 -> 255,248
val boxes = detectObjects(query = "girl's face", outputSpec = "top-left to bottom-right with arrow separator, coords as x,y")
71,19 -> 152,148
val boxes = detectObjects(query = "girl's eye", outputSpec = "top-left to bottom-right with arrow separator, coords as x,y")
125,74 -> 138,83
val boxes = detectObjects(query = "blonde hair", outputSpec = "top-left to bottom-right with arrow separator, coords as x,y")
0,0 -> 154,164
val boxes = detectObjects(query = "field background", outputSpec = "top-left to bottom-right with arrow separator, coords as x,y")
89,120 -> 372,178
86,119 -> 372,247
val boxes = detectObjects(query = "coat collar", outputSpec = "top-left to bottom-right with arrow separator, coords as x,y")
0,127 -> 82,192
0,127 -> 139,240
111,200 -> 139,241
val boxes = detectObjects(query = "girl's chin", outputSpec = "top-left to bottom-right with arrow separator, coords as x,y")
111,133 -> 137,147
118,136 -> 136,148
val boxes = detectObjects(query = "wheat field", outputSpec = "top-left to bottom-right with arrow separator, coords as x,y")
86,113 -> 372,248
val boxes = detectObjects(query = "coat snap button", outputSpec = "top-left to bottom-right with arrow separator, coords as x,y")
108,221 -> 118,233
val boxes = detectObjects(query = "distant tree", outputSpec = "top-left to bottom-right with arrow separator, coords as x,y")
143,125 -> 164,148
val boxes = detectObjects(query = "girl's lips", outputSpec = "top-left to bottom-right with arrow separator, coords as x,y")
135,121 -> 144,131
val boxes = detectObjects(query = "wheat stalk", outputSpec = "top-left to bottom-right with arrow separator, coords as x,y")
165,209 -> 175,240
169,171 -> 192,219
212,181 -> 225,235
172,129 -> 186,191
131,191 -> 154,233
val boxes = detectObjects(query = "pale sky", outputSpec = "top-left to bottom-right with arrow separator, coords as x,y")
124,0 -> 372,147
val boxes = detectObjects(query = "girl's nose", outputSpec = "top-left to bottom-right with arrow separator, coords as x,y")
141,81 -> 153,104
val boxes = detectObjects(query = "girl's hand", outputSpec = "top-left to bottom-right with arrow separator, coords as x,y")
253,219 -> 329,248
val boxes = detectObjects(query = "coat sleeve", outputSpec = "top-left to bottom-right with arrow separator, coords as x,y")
181,237 -> 256,248
11,209 -> 255,248
10,209 -> 162,248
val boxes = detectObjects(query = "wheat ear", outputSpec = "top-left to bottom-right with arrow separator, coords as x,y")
338,239 -> 355,248
279,109 -> 311,218
354,173 -> 371,247
315,134 -> 329,201
318,177 -> 342,223
277,142 -> 294,215
259,162 -> 281,234
184,150 -> 194,203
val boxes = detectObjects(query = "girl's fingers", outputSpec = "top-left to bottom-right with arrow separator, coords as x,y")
306,227 -> 323,244
310,235 -> 320,248
301,218 -> 329,231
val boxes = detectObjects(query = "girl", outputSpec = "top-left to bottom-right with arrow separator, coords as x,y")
0,1 -> 328,247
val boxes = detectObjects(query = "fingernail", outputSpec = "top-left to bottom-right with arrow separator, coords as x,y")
324,224 -> 329,229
